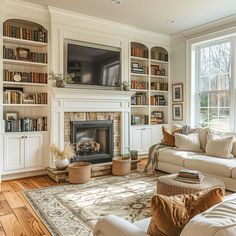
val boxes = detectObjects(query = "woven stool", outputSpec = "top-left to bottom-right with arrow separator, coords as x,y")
112,157 -> 131,176
68,162 -> 91,184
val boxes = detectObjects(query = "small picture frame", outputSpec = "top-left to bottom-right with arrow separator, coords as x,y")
172,83 -> 183,102
152,111 -> 163,119
4,112 -> 18,121
172,104 -> 183,121
131,62 -> 139,69
134,116 -> 141,125
16,47 -> 30,61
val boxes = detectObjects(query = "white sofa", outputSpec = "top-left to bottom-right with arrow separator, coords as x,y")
93,193 -> 236,236
156,148 -> 236,192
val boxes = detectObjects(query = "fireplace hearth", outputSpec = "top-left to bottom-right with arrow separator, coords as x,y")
70,120 -> 114,163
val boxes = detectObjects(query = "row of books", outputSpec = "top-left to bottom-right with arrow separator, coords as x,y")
3,22 -> 47,43
131,93 -> 147,105
131,114 -> 149,125
3,46 -> 47,63
3,69 -> 47,84
150,117 -> 164,125
150,82 -> 168,91
151,51 -> 168,62
131,67 -> 148,74
3,89 -> 47,104
150,95 -> 167,106
5,117 -> 47,132
131,81 -> 148,90
131,47 -> 148,59
176,169 -> 204,184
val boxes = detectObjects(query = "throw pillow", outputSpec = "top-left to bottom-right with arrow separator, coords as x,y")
161,126 -> 175,147
174,132 -> 202,152
147,187 -> 224,236
206,133 -> 234,158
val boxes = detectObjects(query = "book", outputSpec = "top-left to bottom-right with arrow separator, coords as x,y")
176,175 -> 204,184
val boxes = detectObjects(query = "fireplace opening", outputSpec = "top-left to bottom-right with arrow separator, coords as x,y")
70,120 -> 114,163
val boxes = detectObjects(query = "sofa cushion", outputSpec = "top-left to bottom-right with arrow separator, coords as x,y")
161,126 -> 175,147
181,193 -> 236,236
206,132 -> 234,159
147,188 -> 224,236
184,155 -> 236,178
158,149 -> 200,167
174,133 -> 202,152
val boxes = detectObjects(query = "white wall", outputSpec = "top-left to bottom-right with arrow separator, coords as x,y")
170,15 -> 236,126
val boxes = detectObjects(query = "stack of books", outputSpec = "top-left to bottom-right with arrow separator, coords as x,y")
176,169 -> 204,184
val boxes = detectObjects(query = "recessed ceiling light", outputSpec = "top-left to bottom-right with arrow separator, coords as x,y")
111,0 -> 122,5
167,20 -> 175,24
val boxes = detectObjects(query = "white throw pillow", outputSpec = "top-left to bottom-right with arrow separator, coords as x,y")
206,133 -> 234,158
174,133 -> 202,152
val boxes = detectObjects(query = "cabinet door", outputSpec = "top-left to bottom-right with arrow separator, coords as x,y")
131,128 -> 143,152
142,128 -> 152,153
25,134 -> 43,169
4,135 -> 24,171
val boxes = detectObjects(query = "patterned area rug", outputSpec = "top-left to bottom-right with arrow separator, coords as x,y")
23,172 -> 159,236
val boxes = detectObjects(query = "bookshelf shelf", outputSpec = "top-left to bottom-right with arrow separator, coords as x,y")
3,36 -> 47,47
130,42 -> 169,126
151,75 -> 168,79
3,81 -> 48,86
3,59 -> 47,67
4,130 -> 48,135
3,104 -> 47,107
130,73 -> 149,77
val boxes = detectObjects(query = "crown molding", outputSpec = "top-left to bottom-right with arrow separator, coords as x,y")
171,14 -> 236,44
48,6 -> 170,47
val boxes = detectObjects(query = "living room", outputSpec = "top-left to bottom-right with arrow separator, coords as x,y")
1,0 -> 236,235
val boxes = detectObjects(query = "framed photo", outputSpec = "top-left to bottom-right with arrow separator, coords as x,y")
16,47 -> 30,61
134,116 -> 141,125
4,112 -> 18,121
152,111 -> 163,119
131,62 -> 139,69
172,83 -> 183,102
172,104 -> 183,121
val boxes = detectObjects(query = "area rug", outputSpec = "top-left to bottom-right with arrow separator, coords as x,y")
23,172 -> 159,236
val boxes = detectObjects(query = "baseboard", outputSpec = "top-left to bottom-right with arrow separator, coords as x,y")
2,169 -> 47,181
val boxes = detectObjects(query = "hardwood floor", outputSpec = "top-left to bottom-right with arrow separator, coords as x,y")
0,175 -> 59,236
0,159 -> 147,235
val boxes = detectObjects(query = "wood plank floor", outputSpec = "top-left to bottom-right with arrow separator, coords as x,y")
0,159 -> 147,235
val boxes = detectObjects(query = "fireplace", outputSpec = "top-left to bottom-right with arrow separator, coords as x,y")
70,120 -> 114,163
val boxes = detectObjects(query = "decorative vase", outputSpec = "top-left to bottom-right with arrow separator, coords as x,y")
55,158 -> 69,170
56,80 -> 66,88
123,84 -> 130,91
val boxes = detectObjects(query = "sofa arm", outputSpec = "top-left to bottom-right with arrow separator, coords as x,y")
93,215 -> 149,236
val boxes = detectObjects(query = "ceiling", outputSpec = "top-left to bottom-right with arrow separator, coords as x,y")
22,0 -> 236,35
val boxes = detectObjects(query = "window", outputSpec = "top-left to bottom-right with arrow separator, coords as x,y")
196,40 -> 232,131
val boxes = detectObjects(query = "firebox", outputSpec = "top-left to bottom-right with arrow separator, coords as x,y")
70,120 -> 114,163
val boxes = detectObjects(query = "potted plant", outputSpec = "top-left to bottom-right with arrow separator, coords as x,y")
50,144 -> 75,170
48,71 -> 75,88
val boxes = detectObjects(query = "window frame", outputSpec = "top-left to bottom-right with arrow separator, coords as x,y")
195,38 -> 234,131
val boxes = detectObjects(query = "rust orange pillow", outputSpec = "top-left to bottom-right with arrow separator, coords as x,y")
147,187 -> 224,236
161,126 -> 176,147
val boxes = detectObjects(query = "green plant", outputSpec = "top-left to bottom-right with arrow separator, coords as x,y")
48,71 -> 75,84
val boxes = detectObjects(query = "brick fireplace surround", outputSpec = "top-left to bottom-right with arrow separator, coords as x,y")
50,87 -> 133,168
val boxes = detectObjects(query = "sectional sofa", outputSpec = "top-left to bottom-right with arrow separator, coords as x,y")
156,127 -> 236,192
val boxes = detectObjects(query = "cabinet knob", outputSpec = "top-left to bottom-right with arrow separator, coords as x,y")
21,136 -> 24,139
25,136 -> 27,138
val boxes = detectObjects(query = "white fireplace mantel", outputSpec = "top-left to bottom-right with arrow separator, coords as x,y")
50,87 -> 134,167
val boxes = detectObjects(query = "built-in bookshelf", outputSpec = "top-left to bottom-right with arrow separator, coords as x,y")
2,19 -> 48,133
130,42 -> 169,126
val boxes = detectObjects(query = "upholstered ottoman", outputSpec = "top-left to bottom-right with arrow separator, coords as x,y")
157,173 -> 225,196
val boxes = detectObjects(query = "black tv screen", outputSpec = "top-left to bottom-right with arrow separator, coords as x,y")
66,43 -> 121,87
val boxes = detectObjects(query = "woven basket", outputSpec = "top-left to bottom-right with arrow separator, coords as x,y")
68,162 -> 91,184
112,157 -> 131,176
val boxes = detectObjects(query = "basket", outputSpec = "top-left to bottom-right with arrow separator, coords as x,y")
112,157 -> 131,176
68,162 -> 91,184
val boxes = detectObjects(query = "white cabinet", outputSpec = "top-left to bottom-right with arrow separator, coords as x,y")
3,133 -> 44,172
25,134 -> 43,168
4,135 -> 24,171
131,127 -> 152,154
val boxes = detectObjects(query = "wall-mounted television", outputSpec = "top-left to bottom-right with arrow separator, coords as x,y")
64,40 -> 121,88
